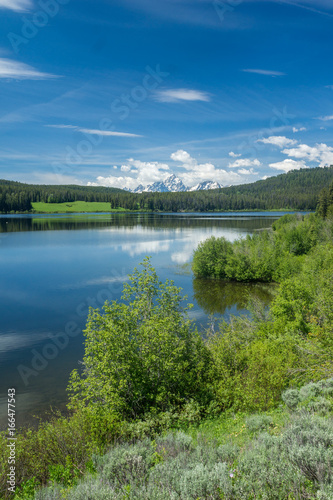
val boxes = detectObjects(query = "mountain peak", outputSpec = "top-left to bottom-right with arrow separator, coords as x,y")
129,176 -> 222,193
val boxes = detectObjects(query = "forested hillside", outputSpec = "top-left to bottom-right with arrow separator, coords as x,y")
0,180 -> 122,213
1,166 -> 333,213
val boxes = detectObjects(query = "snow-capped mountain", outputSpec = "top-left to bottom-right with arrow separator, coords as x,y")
188,181 -> 222,191
164,174 -> 187,192
130,175 -> 222,193
132,184 -> 145,193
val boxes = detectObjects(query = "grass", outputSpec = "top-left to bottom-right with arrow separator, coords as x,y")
31,201 -> 130,213
186,407 -> 288,448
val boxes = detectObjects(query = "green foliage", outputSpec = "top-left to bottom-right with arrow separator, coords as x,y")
33,387 -> 333,499
192,236 -> 233,278
282,378 -> 333,416
317,181 -> 333,218
193,212 -> 327,283
68,258 -> 212,420
206,316 -> 297,412
13,477 -> 40,500
48,456 -> 80,488
245,414 -> 273,433
282,389 -> 300,409
0,408 -> 121,499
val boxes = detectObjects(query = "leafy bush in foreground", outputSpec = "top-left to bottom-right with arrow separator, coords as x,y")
68,258 -> 213,420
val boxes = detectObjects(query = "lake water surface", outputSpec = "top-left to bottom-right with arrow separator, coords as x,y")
0,212 -> 290,429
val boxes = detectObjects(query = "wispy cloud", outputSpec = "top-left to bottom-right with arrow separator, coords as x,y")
242,69 -> 286,77
154,89 -> 211,103
0,58 -> 59,80
46,125 -> 143,137
46,125 -> 78,130
0,0 -> 32,11
278,0 -> 333,18
292,127 -> 307,132
229,151 -> 242,158
318,115 -> 333,121
80,128 -> 143,138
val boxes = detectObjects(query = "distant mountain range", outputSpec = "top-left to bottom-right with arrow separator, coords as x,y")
130,174 -> 222,193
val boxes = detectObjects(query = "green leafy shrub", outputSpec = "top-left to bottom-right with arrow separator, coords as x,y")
0,408 -> 121,498
193,213 -> 326,283
207,316 -> 297,412
68,258 -> 213,420
192,236 -> 234,278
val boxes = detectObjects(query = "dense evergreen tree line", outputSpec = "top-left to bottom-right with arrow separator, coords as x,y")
134,166 -> 333,212
0,180 -> 121,213
1,165 -> 333,213
317,180 -> 333,218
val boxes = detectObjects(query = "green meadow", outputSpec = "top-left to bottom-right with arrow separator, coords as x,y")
31,201 -> 129,213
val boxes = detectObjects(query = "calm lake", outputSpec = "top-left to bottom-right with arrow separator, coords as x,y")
0,211 -> 292,429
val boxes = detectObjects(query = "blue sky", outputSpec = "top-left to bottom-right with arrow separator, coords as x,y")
0,0 -> 333,189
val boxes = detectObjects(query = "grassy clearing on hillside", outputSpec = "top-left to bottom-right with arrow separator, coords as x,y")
31,201 -> 130,213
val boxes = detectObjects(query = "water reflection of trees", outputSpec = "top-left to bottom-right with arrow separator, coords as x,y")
0,213 -> 280,234
192,278 -> 276,316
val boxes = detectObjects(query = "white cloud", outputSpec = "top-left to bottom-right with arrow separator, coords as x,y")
90,159 -> 170,190
292,127 -> 307,133
257,136 -> 297,148
170,150 -> 241,186
0,0 -> 31,11
318,115 -> 333,121
269,159 -> 309,172
229,151 -> 242,158
31,173 -> 83,185
120,240 -> 171,257
46,125 -> 77,130
154,89 -> 210,103
282,143 -> 333,167
47,125 -> 142,137
90,150 -> 246,190
170,150 -> 196,168
0,58 -> 58,80
242,69 -> 285,77
237,168 -> 258,175
228,158 -> 261,169
80,128 -> 143,138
